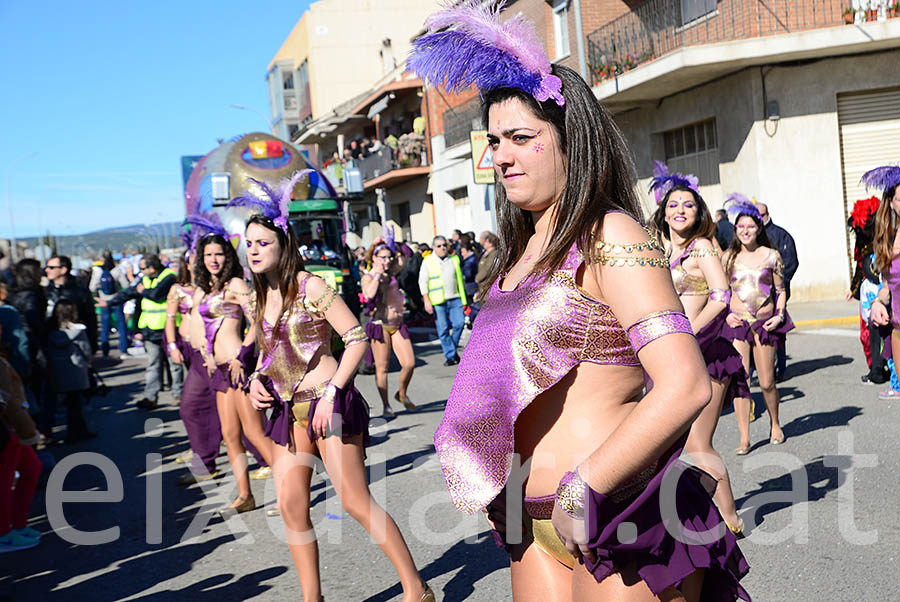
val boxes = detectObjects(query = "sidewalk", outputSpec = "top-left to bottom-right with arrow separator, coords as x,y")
789,299 -> 858,329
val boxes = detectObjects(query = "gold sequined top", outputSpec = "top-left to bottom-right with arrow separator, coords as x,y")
257,274 -> 334,402
670,241 -> 715,296
729,248 -> 784,318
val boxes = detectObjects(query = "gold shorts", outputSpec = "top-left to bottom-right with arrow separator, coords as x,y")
523,495 -> 575,569
291,382 -> 329,427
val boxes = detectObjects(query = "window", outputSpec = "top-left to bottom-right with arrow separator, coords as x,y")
680,0 -> 717,26
443,97 -> 483,148
552,0 -> 570,60
396,201 -> 411,241
283,72 -> 294,90
662,119 -> 719,185
448,187 -> 469,207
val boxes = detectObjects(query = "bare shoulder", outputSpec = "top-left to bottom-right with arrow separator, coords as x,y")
597,211 -> 651,244
227,277 -> 250,293
693,237 -> 715,251
302,272 -> 329,297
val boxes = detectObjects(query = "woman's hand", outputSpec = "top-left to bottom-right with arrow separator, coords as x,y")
228,357 -> 245,387
248,377 -> 273,410
170,347 -> 184,365
725,312 -> 743,328
762,313 -> 783,332
204,355 -> 217,378
310,400 -> 334,439
551,503 -> 594,565
872,300 -> 890,326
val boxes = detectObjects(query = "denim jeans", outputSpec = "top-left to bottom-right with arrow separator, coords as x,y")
144,338 -> 163,402
434,297 -> 465,360
100,304 -> 129,355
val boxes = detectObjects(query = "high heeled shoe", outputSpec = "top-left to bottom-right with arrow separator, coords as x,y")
395,391 -> 417,411
420,584 -> 435,602
217,493 -> 256,518
734,443 -> 751,456
770,432 -> 786,445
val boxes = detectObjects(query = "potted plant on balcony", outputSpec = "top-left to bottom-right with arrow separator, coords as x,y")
398,132 -> 426,167
843,6 -> 855,23
890,1 -> 899,17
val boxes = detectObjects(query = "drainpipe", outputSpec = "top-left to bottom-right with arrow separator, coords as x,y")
572,0 -> 588,81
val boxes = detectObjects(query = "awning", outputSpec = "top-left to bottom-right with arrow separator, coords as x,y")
366,96 -> 390,119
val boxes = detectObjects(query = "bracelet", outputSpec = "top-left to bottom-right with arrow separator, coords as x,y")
168,342 -> 178,351
319,382 -> 338,406
555,470 -> 587,519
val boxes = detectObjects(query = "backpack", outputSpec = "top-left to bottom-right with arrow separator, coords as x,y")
99,269 -> 117,295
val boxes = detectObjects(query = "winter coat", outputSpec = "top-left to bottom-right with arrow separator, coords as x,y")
0,355 -> 39,447
6,288 -> 47,369
0,304 -> 30,377
46,277 -> 98,352
48,323 -> 91,393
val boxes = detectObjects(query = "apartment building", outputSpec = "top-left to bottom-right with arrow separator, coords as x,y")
587,0 -> 900,301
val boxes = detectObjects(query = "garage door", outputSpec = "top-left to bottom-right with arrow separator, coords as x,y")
837,86 -> 900,267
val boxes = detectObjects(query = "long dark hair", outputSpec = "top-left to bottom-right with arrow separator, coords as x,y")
51,298 -> 80,330
194,234 -> 242,294
874,185 -> 898,274
246,215 -> 305,352
724,213 -> 774,276
651,186 -> 716,248
482,65 -> 642,289
175,257 -> 192,286
14,258 -> 44,291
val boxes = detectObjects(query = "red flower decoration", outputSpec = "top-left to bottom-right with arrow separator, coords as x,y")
850,196 -> 880,231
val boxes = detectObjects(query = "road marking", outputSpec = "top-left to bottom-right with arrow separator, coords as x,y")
794,328 -> 858,337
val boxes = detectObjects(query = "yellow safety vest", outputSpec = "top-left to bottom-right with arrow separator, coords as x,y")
138,267 -> 175,330
423,253 -> 467,306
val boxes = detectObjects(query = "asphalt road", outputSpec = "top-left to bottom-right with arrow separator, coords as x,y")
3,324 -> 897,601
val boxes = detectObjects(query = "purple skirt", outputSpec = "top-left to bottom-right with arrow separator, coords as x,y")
365,320 -> 409,343
162,331 -> 192,367
263,376 -> 370,449
584,442 -> 751,601
210,344 -> 257,393
721,311 -> 795,347
696,313 -> 750,405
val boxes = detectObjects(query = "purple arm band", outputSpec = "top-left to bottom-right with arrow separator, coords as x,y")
626,310 -> 692,353
708,288 -> 731,304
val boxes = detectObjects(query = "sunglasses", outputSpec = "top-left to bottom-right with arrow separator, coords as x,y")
376,254 -> 393,260
434,244 -> 447,248
45,265 -> 62,270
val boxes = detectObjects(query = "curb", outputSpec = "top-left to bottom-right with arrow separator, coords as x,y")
793,315 -> 857,329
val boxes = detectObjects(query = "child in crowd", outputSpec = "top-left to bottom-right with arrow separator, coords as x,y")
47,299 -> 96,443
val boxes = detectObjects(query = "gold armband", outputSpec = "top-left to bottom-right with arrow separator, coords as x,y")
304,284 -> 337,314
688,247 -> 719,258
593,228 -> 669,268
341,325 -> 368,347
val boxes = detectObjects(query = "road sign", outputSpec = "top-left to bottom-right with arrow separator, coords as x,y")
470,130 -> 495,184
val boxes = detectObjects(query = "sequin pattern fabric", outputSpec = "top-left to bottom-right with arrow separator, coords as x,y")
729,248 -> 784,318
435,244 -> 640,514
257,276 -> 333,403
669,241 -> 710,296
197,289 -> 244,356
627,311 -> 692,353
173,284 -> 194,316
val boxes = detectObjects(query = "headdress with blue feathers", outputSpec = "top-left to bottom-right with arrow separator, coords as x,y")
861,165 -> 900,195
227,170 -> 313,235
723,193 -> 762,223
648,161 -> 700,204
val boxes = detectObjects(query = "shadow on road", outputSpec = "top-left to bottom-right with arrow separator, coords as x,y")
364,532 -> 508,602
783,354 -> 853,380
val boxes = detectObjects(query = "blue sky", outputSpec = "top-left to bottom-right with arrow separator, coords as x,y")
0,1 -> 311,239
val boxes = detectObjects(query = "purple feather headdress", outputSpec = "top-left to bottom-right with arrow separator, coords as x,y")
648,160 -> 700,204
723,193 -> 762,223
185,212 -> 228,243
409,0 -> 564,107
375,226 -> 398,255
228,170 -> 313,235
861,165 -> 900,195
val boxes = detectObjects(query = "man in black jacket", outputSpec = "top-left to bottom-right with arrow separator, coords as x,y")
100,255 -> 175,409
45,255 -> 97,354
759,204 -> 799,381
714,209 -> 734,250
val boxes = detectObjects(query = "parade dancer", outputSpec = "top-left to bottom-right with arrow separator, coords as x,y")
650,162 -> 749,535
411,3 -> 750,600
721,195 -> 793,454
166,230 -> 222,485
232,176 -> 434,602
864,164 -> 900,400
361,231 -> 417,416
191,228 -> 271,516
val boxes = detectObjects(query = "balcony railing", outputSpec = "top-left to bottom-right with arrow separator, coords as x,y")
587,0 -> 850,85
356,147 -> 428,184
443,97 -> 483,148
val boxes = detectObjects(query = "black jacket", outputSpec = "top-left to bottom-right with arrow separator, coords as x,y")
46,277 -> 98,353
715,218 -> 734,251
6,288 -> 48,368
764,221 -> 799,283
106,273 -> 175,340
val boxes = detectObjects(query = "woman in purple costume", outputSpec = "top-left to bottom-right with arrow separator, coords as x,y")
236,184 -> 433,602
191,234 -> 272,515
865,165 -> 900,400
361,238 -> 417,416
411,3 -> 749,600
650,166 -> 749,536
166,251 -> 222,484
721,196 -> 792,453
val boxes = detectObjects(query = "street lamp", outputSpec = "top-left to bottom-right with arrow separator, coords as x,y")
5,151 -> 38,261
229,104 -> 274,134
